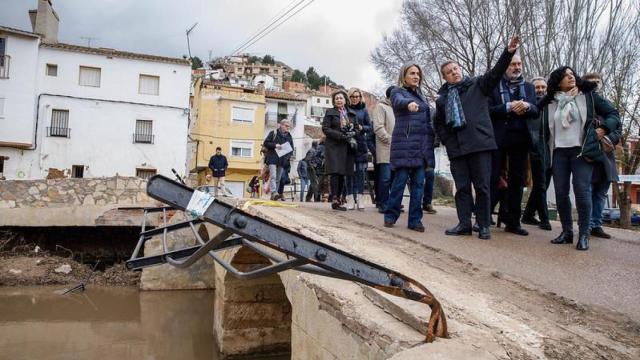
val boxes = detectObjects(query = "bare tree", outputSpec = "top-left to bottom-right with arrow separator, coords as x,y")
371,0 -> 640,227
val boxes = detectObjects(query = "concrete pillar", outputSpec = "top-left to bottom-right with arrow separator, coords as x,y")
213,246 -> 291,357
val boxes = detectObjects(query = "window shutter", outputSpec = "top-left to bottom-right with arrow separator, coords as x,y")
139,75 -> 160,95
79,66 -> 101,87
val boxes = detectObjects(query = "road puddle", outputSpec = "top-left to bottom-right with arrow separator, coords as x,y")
0,286 -> 239,359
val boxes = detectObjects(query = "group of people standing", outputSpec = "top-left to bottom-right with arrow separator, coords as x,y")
318,35 -> 620,251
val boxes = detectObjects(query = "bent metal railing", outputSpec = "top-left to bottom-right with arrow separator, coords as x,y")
125,175 -> 448,342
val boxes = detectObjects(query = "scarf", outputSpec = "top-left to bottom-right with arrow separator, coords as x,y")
553,90 -> 580,129
445,77 -> 468,130
499,75 -> 526,104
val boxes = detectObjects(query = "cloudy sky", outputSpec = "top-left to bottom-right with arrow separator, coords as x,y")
1,0 -> 403,92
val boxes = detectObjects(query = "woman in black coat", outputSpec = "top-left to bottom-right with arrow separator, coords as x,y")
322,90 -> 357,211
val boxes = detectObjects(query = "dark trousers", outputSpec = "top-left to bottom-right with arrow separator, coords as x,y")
523,156 -> 552,223
490,143 -> 529,227
422,167 -> 435,207
330,174 -> 345,202
450,151 -> 492,228
306,167 -> 319,201
552,147 -> 593,236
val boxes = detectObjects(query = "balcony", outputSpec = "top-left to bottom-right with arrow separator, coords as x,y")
0,55 -> 10,79
133,133 -> 154,144
47,126 -> 71,138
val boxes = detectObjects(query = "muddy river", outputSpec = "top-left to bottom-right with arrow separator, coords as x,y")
0,286 -> 287,359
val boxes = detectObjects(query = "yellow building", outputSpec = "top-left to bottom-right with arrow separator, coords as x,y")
189,79 -> 266,197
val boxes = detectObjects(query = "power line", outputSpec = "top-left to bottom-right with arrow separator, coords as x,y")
234,0 -> 315,55
229,0 -> 304,56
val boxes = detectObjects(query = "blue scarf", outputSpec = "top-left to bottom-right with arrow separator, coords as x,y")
499,75 -> 526,104
445,77 -> 468,130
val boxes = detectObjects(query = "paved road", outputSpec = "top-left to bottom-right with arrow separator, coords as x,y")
297,202 -> 640,321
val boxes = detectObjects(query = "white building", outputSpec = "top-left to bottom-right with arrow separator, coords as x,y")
264,90 -> 307,178
306,92 -> 332,125
0,0 -> 191,180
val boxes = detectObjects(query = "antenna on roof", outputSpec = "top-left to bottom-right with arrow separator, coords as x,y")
185,22 -> 198,59
80,36 -> 99,47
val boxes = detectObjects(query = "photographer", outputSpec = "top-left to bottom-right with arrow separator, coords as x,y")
322,90 -> 357,211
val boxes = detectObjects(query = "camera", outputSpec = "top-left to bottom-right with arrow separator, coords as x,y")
341,123 -> 358,152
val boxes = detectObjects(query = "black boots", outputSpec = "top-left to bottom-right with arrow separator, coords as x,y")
331,202 -> 346,211
445,223 -> 472,236
576,234 -> 589,251
550,231 -> 573,244
478,226 -> 491,240
504,225 -> 529,236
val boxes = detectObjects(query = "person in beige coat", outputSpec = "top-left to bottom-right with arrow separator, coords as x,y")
372,86 -> 396,213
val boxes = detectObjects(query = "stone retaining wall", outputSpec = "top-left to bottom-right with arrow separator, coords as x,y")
0,176 -> 151,209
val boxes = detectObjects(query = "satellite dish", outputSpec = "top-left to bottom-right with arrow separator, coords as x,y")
252,74 -> 275,89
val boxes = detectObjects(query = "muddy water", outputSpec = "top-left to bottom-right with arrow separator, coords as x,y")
0,287 -> 252,360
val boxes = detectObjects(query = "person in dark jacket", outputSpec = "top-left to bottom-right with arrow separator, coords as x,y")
521,77 -> 553,230
539,66 -> 619,251
434,36 -> 520,240
322,90 -> 357,211
346,87 -> 372,210
384,62 -> 435,232
297,158 -> 309,202
488,54 -> 540,236
583,72 -> 621,239
304,141 -> 319,202
208,147 -> 228,196
263,119 -> 294,200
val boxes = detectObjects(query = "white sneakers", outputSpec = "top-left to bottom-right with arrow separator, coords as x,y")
356,194 -> 365,210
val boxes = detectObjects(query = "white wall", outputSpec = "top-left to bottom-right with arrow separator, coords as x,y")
1,43 -> 191,180
0,34 -> 39,145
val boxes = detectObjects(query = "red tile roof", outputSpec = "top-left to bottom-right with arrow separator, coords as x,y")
265,90 -> 308,102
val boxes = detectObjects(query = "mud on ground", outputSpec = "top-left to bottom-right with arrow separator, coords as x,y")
0,253 -> 139,287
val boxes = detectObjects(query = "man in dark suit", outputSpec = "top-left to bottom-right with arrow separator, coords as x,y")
434,36 -> 520,240
488,54 -> 540,236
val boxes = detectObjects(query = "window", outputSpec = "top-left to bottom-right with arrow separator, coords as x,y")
134,120 -> 154,144
136,168 -> 157,179
316,98 -> 320,104
0,37 -> 5,66
48,109 -> 70,137
72,165 -> 84,178
139,74 -> 160,95
325,99 -> 330,105
79,66 -> 101,87
230,140 -> 254,158
46,64 -> 58,77
0,156 -> 5,177
232,106 -> 254,123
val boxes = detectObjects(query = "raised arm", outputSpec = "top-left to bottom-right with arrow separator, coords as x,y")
478,36 -> 519,95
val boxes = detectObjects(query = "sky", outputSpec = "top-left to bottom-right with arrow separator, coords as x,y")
0,0 -> 403,92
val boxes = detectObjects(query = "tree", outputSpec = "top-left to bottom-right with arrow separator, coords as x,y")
247,56 -> 261,64
262,54 -> 275,65
306,67 -> 322,90
191,56 -> 203,70
291,69 -> 307,83
371,0 -> 640,227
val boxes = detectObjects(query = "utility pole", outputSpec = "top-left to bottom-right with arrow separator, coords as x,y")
185,22 -> 198,59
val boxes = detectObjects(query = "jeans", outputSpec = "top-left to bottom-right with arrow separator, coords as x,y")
346,162 -> 367,196
268,164 -> 283,196
422,168 -> 435,207
306,167 -> 318,201
377,163 -> 392,210
552,147 -> 594,236
299,178 -> 310,202
384,167 -> 425,228
590,178 -> 610,229
450,151 -> 492,228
